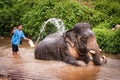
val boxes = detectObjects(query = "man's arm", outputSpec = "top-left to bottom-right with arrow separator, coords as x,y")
24,37 -> 30,41
21,31 -> 30,41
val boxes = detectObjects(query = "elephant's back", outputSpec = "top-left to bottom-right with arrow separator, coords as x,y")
34,33 -> 66,60
38,33 -> 64,46
38,35 -> 63,46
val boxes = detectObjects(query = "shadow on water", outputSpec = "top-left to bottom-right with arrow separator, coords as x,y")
0,37 -> 120,80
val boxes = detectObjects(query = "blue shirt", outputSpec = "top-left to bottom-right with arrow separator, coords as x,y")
11,29 -> 25,46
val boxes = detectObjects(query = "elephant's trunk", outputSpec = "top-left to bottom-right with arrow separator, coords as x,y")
90,50 -> 107,65
87,33 -> 107,65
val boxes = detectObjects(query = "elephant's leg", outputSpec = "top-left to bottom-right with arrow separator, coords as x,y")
64,56 -> 81,66
84,55 -> 91,64
61,50 -> 80,66
89,50 -> 107,65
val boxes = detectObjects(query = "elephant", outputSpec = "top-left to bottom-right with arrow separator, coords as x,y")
35,22 -> 107,66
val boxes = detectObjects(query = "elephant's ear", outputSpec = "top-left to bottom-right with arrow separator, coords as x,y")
63,29 -> 77,47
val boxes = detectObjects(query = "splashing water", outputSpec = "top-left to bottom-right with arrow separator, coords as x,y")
35,18 -> 66,45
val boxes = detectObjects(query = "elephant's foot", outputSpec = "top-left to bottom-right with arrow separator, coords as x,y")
68,61 -> 81,66
77,61 -> 86,66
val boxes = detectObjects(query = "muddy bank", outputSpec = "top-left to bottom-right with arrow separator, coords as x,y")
0,37 -> 120,80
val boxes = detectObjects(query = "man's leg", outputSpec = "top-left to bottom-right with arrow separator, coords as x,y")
12,44 -> 19,57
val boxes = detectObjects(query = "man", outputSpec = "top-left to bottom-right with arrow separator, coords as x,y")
11,25 -> 30,57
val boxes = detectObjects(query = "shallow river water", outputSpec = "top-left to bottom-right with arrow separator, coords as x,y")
0,38 -> 120,80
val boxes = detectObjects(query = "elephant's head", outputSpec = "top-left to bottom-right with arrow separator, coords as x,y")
64,22 -> 107,65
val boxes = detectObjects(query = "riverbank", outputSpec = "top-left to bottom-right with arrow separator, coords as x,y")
1,37 -> 119,60
104,53 -> 120,60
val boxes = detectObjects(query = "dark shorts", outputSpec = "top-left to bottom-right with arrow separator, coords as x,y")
12,44 -> 19,52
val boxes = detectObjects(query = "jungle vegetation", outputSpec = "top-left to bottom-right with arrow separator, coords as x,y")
0,0 -> 120,54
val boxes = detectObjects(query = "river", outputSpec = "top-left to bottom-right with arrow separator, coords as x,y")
0,37 -> 120,80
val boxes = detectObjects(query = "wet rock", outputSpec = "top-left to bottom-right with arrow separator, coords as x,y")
0,36 -> 4,39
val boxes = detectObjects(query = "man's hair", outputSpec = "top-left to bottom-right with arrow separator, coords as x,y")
17,24 -> 22,27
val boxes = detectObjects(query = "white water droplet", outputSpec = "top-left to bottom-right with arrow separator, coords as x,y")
36,18 -> 66,45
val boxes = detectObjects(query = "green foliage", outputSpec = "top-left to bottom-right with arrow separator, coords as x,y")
92,0 -> 120,54
0,0 -> 120,54
0,0 -> 15,9
20,0 -> 111,39
95,21 -> 111,29
0,0 -> 36,36
93,0 -> 120,26
94,0 -> 120,17
94,28 -> 120,54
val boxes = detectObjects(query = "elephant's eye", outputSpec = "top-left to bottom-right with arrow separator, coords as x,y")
81,35 -> 87,41
82,35 -> 87,39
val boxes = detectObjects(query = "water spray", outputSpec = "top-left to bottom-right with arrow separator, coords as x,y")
35,18 -> 66,45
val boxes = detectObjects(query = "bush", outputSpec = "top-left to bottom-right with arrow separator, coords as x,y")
0,0 -> 36,36
0,0 -> 120,54
93,0 -> 120,26
19,0 -> 98,39
94,0 -> 120,16
91,0 -> 120,54
93,28 -> 120,54
94,20 -> 112,29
